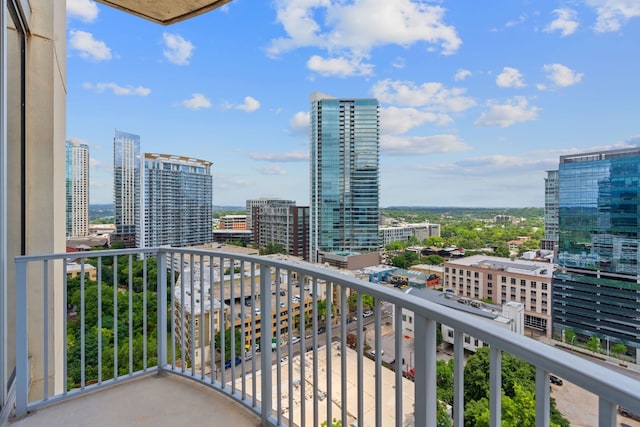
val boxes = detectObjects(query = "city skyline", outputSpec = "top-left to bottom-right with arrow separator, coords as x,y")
66,0 -> 640,207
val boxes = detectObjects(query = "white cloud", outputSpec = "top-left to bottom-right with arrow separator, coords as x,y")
162,32 -> 194,65
496,67 -> 525,88
372,79 -> 476,112
544,8 -> 579,36
289,111 -> 310,135
543,64 -> 584,87
256,165 -> 288,175
454,69 -> 471,81
380,107 -> 451,134
586,0 -> 640,32
268,0 -> 462,62
182,93 -> 212,110
306,55 -> 374,77
392,57 -> 406,69
83,82 -> 151,96
381,134 -> 470,156
69,30 -> 111,61
249,151 -> 309,162
236,96 -> 261,112
475,97 -> 540,128
67,0 -> 99,23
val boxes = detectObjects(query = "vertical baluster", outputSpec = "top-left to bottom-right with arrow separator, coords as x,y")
413,313 -> 436,427
453,330 -> 464,427
535,368 -> 550,427
489,346 -> 502,427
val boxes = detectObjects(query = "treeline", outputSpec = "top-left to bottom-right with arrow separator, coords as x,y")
66,255 -> 171,389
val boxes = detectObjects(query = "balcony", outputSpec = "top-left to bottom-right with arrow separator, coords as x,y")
5,247 -> 640,427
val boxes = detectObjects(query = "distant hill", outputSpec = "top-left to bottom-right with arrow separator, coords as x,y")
89,204 -> 114,221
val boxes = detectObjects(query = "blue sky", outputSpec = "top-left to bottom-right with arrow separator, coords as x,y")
66,0 -> 640,208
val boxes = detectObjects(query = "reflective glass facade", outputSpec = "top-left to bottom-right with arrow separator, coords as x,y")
310,93 -> 380,261
113,130 -> 141,248
553,147 -> 640,351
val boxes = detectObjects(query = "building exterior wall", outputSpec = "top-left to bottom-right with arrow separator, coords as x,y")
141,153 -> 213,248
245,198 -> 295,231
2,0 -> 67,406
553,147 -> 640,355
254,205 -> 309,260
444,255 -> 553,338
113,130 -> 140,248
542,170 -> 559,251
309,92 -> 380,261
66,140 -> 89,238
218,215 -> 247,230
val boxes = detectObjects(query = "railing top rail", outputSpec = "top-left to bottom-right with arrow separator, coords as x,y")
15,247 -> 640,412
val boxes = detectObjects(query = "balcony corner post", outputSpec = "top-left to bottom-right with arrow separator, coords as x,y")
157,250 -> 168,374
259,264 -> 273,425
414,313 -> 437,427
15,258 -> 28,418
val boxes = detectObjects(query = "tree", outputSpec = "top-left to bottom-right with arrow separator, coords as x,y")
260,242 -> 286,255
463,347 -> 569,427
564,329 -> 576,346
321,419 -> 342,427
424,236 -> 444,247
493,244 -> 510,258
385,241 -> 404,251
422,254 -> 445,265
214,327 -> 244,362
610,342 -> 627,358
586,336 -> 601,354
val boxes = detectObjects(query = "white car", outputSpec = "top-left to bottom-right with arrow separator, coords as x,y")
254,308 -> 261,316
363,310 -> 374,318
369,349 -> 384,357
291,336 -> 301,344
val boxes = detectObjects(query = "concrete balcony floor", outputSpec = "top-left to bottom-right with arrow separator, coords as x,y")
9,374 -> 261,427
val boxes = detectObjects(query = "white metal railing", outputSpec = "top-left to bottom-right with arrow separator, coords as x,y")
13,247 -> 640,427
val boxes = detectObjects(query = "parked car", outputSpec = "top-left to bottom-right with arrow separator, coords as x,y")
291,336 -> 301,344
224,357 -> 242,369
254,308 -> 261,316
618,406 -> 640,421
549,375 -> 563,386
279,289 -> 286,296
317,326 -> 326,334
363,310 -> 373,318
369,349 -> 384,357
244,299 -> 253,307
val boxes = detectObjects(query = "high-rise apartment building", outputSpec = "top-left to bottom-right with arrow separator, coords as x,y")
65,140 -> 89,238
309,92 -> 380,262
552,147 -> 640,361
541,170 -> 559,251
141,153 -> 213,248
253,205 -> 309,260
245,198 -> 295,231
112,130 -> 141,248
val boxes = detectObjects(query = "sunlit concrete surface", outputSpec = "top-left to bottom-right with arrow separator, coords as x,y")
10,374 -> 260,427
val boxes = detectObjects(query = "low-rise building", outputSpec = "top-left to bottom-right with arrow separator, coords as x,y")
396,287 -> 524,353
444,255 -> 554,338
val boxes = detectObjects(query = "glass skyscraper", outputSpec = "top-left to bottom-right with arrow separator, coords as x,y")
141,153 -> 213,248
113,130 -> 141,248
65,140 -> 89,238
309,92 -> 380,262
552,147 -> 640,359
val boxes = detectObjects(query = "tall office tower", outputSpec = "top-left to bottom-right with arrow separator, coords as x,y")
65,140 -> 90,237
254,205 -> 310,260
245,198 -> 295,230
541,170 -> 559,251
552,147 -> 640,362
112,130 -> 141,248
309,92 -> 380,262
141,153 -> 213,248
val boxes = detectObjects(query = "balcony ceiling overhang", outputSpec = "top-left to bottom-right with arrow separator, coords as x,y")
95,0 -> 232,25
